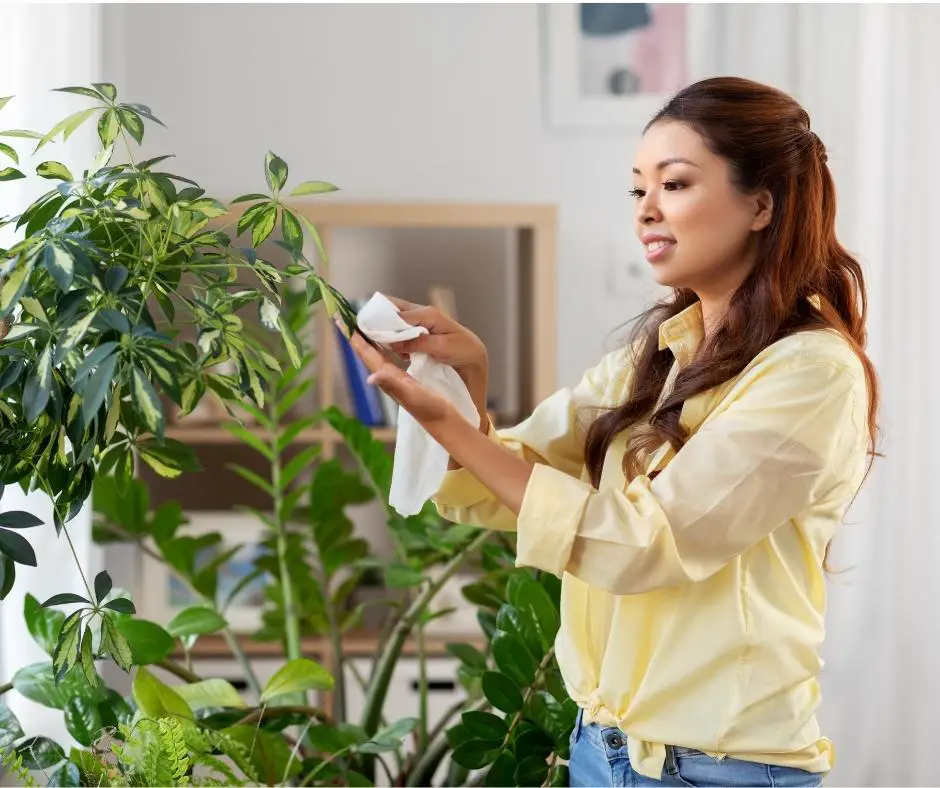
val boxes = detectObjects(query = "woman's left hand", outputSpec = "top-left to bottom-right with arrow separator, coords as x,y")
342,324 -> 455,429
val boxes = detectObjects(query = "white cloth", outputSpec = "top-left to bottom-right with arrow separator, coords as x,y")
355,292 -> 480,516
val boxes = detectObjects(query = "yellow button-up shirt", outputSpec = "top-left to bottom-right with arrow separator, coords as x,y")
433,302 -> 870,779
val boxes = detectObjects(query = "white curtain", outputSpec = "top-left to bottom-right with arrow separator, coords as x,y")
704,5 -> 940,785
0,3 -> 102,746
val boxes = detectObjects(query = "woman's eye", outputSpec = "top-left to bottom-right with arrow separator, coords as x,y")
663,180 -> 685,191
629,188 -> 645,199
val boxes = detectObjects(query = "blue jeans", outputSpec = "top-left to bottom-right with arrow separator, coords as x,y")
568,710 -> 824,787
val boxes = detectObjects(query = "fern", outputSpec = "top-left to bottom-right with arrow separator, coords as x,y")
158,718 -> 192,785
1,747 -> 39,788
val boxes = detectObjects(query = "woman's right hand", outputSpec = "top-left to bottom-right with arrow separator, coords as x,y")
383,295 -> 489,428
384,296 -> 488,377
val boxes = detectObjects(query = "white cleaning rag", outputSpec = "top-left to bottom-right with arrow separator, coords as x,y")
355,292 -> 480,516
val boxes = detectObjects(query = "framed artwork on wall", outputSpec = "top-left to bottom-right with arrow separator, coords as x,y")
138,511 -> 269,633
541,3 -> 715,131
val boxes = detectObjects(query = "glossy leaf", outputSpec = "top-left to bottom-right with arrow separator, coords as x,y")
462,710 -> 508,741
131,366 -> 163,436
492,631 -> 537,687
132,667 -> 193,720
0,142 -> 19,164
165,605 -> 227,638
80,352 -> 118,426
264,151 -> 288,192
291,180 -> 339,196
43,243 -> 75,290
12,661 -> 109,710
0,511 -> 42,528
482,670 -> 524,714
47,762 -> 81,787
515,755 -> 550,787
114,617 -> 175,665
0,167 -> 25,181
93,570 -> 112,603
0,703 -> 24,751
261,658 -> 334,702
36,161 -> 73,181
359,717 -> 419,754
451,739 -> 502,770
174,678 -> 247,711
23,344 -> 53,423
17,736 -> 65,770
100,615 -> 132,671
0,527 -> 37,566
24,593 -> 65,655
63,696 -> 103,747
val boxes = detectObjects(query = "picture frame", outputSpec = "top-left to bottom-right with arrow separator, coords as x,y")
138,511 -> 269,633
541,3 -> 716,131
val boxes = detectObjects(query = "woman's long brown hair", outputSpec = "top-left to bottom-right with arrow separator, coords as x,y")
584,77 -> 880,490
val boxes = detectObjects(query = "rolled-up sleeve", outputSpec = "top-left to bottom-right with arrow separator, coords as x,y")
433,347 -> 629,531
514,351 -> 869,594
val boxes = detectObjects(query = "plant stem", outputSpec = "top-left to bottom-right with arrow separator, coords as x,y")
359,529 -> 492,737
235,704 -> 330,728
316,564 -> 346,725
154,659 -> 202,684
269,422 -> 301,664
0,682 -> 12,696
417,623 -> 428,753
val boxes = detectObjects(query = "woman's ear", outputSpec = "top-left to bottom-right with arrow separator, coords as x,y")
751,189 -> 773,232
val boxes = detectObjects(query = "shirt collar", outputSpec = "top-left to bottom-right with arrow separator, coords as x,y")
657,301 -> 705,366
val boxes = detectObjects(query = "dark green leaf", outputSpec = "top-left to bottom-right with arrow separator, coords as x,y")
166,606 -> 227,638
508,574 -> 560,651
41,593 -> 89,607
452,740 -> 502,770
0,703 -> 24,752
23,344 -> 53,423
0,358 -> 25,390
386,563 -> 425,589
80,352 -> 117,426
251,204 -> 278,247
0,527 -> 37,566
104,266 -> 128,293
103,597 -> 135,614
36,161 -> 73,181
486,751 -> 518,787
513,727 -> 554,760
0,167 -> 25,181
264,151 -> 288,192
118,108 -> 144,144
462,580 -> 505,611
93,570 -> 112,604
43,242 -> 75,290
222,726 -> 302,783
52,611 -> 82,680
306,723 -> 366,754
0,511 -> 42,528
281,209 -> 303,252
0,556 -> 14,600
447,642 -> 488,671
47,762 -> 81,787
73,342 -> 118,385
12,661 -> 109,709
359,717 -> 419,754
137,438 -> 200,479
114,617 -> 174,665
64,696 -> 103,747
462,710 -> 508,741
291,180 -> 339,196
514,755 -> 550,787
16,736 -> 65,770
492,631 -> 537,687
482,670 -> 524,714
97,108 -> 120,147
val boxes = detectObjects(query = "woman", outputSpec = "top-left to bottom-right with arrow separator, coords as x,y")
347,77 -> 879,787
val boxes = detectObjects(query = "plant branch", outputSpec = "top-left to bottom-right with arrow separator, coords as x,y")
234,704 -> 331,728
359,529 -> 492,737
154,659 -> 202,684
0,682 -> 12,696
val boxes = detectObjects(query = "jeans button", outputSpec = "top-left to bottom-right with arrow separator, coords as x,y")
605,732 -> 624,748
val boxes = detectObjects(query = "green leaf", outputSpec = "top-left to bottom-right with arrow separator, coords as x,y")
93,83 -> 117,100
0,511 -> 43,528
79,627 -> 97,687
47,762 -> 81,787
264,151 -> 288,192
0,556 -> 14,600
359,717 -> 419,754
0,167 -> 25,181
80,352 -> 118,426
53,86 -> 105,100
515,755 -> 550,787
118,108 -> 144,143
12,661 -> 108,710
0,260 -> 32,317
306,723 -> 367,754
291,180 -> 339,196
228,465 -> 275,497
492,631 -> 537,687
222,422 -> 274,461
36,161 -> 73,181
486,751 -> 518,787
447,642 -> 488,671
221,726 -> 302,784
260,658 -> 334,702
114,617 -> 175,665
64,696 -> 103,747
131,366 -> 163,436
482,670 -> 524,714
43,242 -> 75,290
103,597 -> 135,614
508,574 -> 560,651
93,570 -> 112,604
451,739 -> 502,770
100,615 -> 132,671
230,193 -> 268,204
55,311 -> 97,363
174,678 -> 247,711
251,203 -> 278,247
132,667 -> 193,720
137,438 -> 200,479
0,703 -> 24,751
0,527 -> 37,566
188,198 -> 227,218
166,606 -> 227,638
16,736 -> 65,770
42,593 -> 90,607
528,691 -> 577,744
279,318 -> 303,369
386,563 -> 425,589
52,611 -> 82,681
97,108 -> 120,147
462,710 -> 508,741
34,107 -> 98,152
281,208 -> 303,252
24,593 -> 65,655
0,142 -> 18,165
0,96 -> 12,112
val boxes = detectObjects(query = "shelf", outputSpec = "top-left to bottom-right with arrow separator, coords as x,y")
177,630 -> 487,660
165,424 -> 399,445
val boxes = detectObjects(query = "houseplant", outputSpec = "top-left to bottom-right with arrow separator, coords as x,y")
0,85 -> 576,786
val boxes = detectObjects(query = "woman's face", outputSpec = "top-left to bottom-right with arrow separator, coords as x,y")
631,121 -> 772,299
